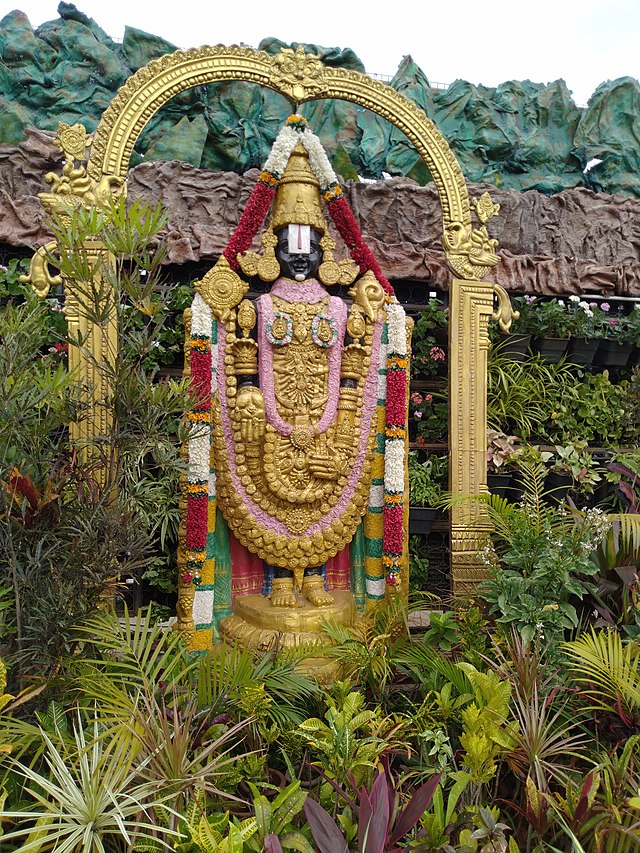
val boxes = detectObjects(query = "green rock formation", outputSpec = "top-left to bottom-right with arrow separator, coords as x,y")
2,4 -> 640,196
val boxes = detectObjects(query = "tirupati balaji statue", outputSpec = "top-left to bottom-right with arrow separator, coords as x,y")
178,116 -> 410,652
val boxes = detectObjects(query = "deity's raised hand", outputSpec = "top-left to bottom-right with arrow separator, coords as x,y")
235,387 -> 266,444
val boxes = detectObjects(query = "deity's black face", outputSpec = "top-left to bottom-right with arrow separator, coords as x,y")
275,227 -> 323,281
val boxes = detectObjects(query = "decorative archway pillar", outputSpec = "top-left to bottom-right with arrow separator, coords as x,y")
448,279 -> 515,594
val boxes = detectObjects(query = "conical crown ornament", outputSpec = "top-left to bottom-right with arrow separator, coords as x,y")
270,142 -> 328,234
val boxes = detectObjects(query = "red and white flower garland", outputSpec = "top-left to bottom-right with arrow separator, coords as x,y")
184,293 -> 213,586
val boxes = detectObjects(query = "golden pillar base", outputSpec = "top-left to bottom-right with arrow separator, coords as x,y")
220,590 -> 355,683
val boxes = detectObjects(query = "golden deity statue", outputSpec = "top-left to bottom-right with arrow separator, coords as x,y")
178,116 -> 410,652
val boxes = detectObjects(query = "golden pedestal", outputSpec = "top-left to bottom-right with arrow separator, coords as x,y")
219,590 -> 354,683
220,590 -> 355,650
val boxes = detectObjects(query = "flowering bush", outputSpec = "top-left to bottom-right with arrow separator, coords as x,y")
597,303 -> 640,345
479,471 -> 611,648
566,294 -> 597,338
411,300 -> 448,378
411,342 -> 446,378
524,297 -> 572,338
410,389 -> 448,443
504,294 -> 538,335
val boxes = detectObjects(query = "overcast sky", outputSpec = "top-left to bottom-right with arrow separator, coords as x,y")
4,0 -> 640,106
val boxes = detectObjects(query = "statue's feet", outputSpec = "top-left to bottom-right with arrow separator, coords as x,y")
270,577 -> 296,608
303,576 -> 334,607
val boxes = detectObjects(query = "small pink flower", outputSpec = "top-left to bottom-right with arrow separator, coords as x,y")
411,392 -> 423,405
414,411 -> 423,419
430,346 -> 446,362
609,318 -> 618,326
416,436 -> 426,446
424,393 -> 433,403
601,302 -> 610,312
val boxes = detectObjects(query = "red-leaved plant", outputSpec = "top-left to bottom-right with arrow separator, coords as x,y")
304,758 -> 442,853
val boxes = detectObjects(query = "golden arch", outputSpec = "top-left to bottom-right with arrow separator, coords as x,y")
87,44 -> 488,276
80,43 -> 507,595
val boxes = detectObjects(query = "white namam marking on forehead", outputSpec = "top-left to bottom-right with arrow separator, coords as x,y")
288,223 -> 311,254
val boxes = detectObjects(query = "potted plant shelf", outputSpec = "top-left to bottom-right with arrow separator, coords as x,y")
408,451 -> 448,536
486,429 -> 521,498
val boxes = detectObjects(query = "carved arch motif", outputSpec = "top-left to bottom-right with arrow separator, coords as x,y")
87,44 -> 498,280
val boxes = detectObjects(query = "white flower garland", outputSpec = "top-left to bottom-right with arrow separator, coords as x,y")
387,300 -> 407,357
190,293 -> 212,336
301,127 -> 338,189
187,293 -> 213,486
263,125 -> 300,178
262,123 -> 339,190
188,428 -> 210,483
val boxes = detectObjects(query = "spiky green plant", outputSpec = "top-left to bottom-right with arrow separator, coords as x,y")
0,714 -> 180,852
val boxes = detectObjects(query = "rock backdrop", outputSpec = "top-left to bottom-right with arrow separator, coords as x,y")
3,4 -> 640,195
3,129 -> 640,297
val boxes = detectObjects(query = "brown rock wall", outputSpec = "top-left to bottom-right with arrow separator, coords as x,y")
2,130 -> 640,295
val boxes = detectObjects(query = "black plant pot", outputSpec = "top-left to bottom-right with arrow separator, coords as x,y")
409,507 -> 437,535
495,332 -> 532,362
566,337 -> 600,367
545,471 -> 573,503
627,345 -> 640,369
595,339 -> 633,368
531,336 -> 569,363
487,472 -> 512,499
506,471 -> 526,504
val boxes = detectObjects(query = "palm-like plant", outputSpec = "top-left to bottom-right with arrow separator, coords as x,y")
72,604 -> 195,700
505,681 -> 590,790
0,715 -> 180,852
196,643 -> 321,728
563,629 -> 640,730
67,607 -> 254,824
321,598 -> 414,704
123,686 -> 252,828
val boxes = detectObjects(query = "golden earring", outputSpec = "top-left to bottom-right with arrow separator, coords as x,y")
238,229 -> 281,282
318,233 -> 340,286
